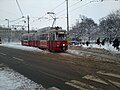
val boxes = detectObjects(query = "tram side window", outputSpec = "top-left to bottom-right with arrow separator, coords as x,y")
49,33 -> 52,41
41,34 -> 46,40
51,33 -> 55,41
37,34 -> 42,40
37,34 -> 48,40
31,34 -> 35,40
49,33 -> 55,41
29,35 -> 32,41
29,34 -> 34,41
23,36 -> 28,41
38,35 -> 42,40
37,35 -> 39,40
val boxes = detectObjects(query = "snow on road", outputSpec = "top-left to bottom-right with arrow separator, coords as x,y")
1,42 -> 120,54
0,43 -> 47,90
0,64 -> 45,90
0,42 -> 120,89
0,42 -> 49,53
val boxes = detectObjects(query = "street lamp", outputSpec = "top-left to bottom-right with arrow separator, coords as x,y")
5,19 -> 11,42
47,12 -> 55,15
5,19 -> 9,28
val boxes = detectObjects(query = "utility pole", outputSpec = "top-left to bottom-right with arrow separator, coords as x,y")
5,19 -> 9,28
27,15 -> 30,33
66,0 -> 69,35
5,19 -> 11,42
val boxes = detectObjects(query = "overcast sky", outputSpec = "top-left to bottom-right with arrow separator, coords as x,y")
0,0 -> 120,30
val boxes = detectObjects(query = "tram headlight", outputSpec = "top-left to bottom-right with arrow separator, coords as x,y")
63,44 -> 65,46
57,45 -> 59,47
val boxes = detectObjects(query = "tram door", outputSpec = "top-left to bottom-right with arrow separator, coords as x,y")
49,33 -> 55,51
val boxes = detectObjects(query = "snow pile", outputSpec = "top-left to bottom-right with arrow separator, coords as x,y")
0,42 -> 119,54
0,42 -> 49,53
78,43 -> 120,54
0,65 -> 45,90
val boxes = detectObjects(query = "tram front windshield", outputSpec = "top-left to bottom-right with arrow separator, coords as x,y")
56,32 -> 66,40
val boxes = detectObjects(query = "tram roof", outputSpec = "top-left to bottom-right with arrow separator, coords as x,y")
37,26 -> 66,33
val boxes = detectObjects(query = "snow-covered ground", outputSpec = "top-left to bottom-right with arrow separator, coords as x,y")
1,42 -> 120,53
0,43 -> 47,90
0,42 -> 49,54
69,43 -> 120,54
0,64 -> 45,90
0,42 -> 120,90
81,43 -> 120,53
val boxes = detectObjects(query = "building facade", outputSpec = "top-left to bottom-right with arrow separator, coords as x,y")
0,27 -> 29,42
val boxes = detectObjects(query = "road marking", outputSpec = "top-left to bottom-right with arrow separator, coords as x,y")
47,87 -> 61,90
108,80 -> 120,88
13,57 -> 24,62
83,75 -> 108,85
97,71 -> 120,79
65,80 -> 102,90
0,53 -> 6,55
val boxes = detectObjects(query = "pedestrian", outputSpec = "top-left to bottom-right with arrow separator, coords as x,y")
86,41 -> 89,46
0,37 -> 1,44
113,38 -> 119,51
96,38 -> 101,45
109,40 -> 112,44
101,39 -> 105,46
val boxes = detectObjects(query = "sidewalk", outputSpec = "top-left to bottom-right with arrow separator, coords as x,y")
0,63 -> 45,90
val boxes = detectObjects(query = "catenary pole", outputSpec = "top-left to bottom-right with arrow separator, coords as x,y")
66,0 -> 69,35
27,15 -> 30,33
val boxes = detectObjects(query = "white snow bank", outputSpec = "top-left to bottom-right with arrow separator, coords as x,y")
0,42 -> 49,53
77,43 -> 120,54
0,65 -> 45,90
0,42 -> 119,55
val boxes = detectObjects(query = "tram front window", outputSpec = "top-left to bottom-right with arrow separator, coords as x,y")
56,33 -> 66,40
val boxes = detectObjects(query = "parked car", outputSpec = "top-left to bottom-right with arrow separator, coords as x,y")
69,40 -> 79,45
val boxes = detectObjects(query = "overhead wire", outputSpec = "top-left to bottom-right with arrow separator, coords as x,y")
10,17 -> 24,23
69,0 -> 100,13
51,1 -> 66,11
56,0 -> 82,16
32,0 -> 66,23
69,0 -> 83,8
32,0 -> 96,27
58,0 -> 100,17
34,1 -> 66,22
70,1 -> 93,13
16,0 -> 24,17
36,0 -> 82,26
7,17 -> 27,28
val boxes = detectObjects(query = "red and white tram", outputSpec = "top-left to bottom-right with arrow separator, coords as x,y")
21,26 -> 68,52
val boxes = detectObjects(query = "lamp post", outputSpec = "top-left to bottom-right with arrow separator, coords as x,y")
5,19 -> 11,42
5,19 -> 9,28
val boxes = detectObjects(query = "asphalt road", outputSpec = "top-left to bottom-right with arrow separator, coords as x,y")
0,46 -> 120,90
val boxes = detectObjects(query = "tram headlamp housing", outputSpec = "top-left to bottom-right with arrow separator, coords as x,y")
57,45 -> 59,47
63,44 -> 65,46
